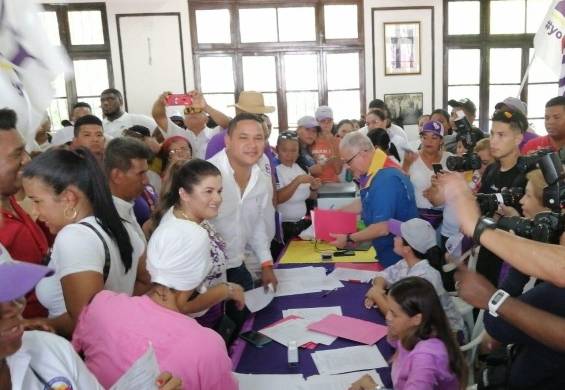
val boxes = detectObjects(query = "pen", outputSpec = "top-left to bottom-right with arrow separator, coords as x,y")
322,288 -> 338,297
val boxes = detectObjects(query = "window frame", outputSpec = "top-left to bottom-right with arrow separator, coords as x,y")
42,2 -> 113,117
443,0 -> 546,132
189,0 -> 364,131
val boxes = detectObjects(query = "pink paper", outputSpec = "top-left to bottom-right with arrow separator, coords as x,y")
307,314 -> 387,345
335,263 -> 383,272
312,208 -> 357,242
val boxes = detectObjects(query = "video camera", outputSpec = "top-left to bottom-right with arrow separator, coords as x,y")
446,113 -> 482,172
496,152 -> 565,243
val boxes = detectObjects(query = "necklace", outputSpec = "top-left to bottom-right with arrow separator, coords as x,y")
175,207 -> 192,221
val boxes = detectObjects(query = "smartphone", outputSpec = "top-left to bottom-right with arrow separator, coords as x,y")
165,93 -> 192,106
240,330 -> 272,348
432,163 -> 443,175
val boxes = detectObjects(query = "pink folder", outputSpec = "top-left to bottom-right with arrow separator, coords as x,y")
312,208 -> 357,242
307,314 -> 388,345
335,263 -> 383,272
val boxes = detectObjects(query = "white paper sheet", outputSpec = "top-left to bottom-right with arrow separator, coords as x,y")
329,268 -> 378,283
245,286 -> 275,313
311,345 -> 388,375
305,370 -> 384,390
234,373 -> 306,390
260,317 -> 337,346
282,306 -> 342,321
274,267 -> 343,297
110,344 -> 160,390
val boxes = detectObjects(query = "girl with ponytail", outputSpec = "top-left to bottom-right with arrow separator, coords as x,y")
22,147 -> 141,337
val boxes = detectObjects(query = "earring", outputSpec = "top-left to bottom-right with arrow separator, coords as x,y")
63,206 -> 78,221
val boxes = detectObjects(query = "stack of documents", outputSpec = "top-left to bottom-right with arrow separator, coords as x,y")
311,345 -> 388,375
274,266 -> 343,297
234,373 -> 305,390
282,306 -> 342,320
305,370 -> 384,390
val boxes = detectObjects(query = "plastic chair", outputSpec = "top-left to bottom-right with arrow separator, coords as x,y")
460,309 -> 486,385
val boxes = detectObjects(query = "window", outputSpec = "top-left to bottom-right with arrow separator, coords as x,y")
190,0 -> 364,139
39,3 -> 112,125
445,0 -> 557,134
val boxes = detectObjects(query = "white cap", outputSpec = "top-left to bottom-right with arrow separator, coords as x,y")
389,218 -> 437,254
50,126 -> 74,146
147,214 -> 211,291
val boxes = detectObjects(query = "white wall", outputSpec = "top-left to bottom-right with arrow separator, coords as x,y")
43,0 -> 194,115
364,0 -> 443,140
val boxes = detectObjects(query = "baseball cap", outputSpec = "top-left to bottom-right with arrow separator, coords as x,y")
315,106 -> 333,121
0,245 -> 54,303
123,125 -> 150,138
495,97 -> 527,116
448,98 -> 477,116
50,126 -> 74,146
387,218 -> 437,254
297,116 -> 319,129
420,120 -> 444,137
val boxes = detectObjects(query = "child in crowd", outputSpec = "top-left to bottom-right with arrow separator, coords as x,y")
364,218 -> 464,335
275,131 -> 322,243
350,277 -> 467,390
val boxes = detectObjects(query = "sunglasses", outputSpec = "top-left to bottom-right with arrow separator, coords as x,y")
278,131 -> 298,141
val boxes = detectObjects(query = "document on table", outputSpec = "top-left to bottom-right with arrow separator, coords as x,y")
282,306 -> 342,320
305,370 -> 384,390
245,285 -> 275,313
234,373 -> 305,390
260,316 -> 337,346
311,345 -> 388,375
110,344 -> 160,390
329,268 -> 378,283
274,266 -> 343,297
308,314 -> 388,345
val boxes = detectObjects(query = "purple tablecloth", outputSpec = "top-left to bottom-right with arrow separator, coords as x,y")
234,264 -> 393,387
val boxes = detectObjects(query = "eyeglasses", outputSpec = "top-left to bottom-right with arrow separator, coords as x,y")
183,107 -> 203,115
344,150 -> 365,165
169,146 -> 191,155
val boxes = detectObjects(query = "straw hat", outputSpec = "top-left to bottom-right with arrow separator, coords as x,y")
229,91 -> 275,114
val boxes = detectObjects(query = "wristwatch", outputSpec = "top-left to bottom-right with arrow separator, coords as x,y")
472,216 -> 497,243
488,289 -> 510,317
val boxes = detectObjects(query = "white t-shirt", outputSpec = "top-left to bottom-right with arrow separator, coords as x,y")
376,260 -> 464,332
36,216 -> 142,317
408,151 -> 452,209
276,163 -> 311,223
7,331 -> 103,390
103,112 -> 157,138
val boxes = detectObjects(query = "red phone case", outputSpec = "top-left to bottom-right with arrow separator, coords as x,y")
166,94 -> 192,106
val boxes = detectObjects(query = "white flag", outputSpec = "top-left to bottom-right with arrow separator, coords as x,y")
0,0 -> 71,143
533,1 -> 565,76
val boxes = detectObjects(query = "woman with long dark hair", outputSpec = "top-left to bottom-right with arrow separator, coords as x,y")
22,148 -> 143,337
351,276 -> 467,390
367,127 -> 401,162
149,159 -> 245,328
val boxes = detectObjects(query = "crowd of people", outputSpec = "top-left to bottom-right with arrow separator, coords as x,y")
1,85 -> 565,389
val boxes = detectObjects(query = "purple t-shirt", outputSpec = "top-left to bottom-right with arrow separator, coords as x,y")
390,337 -> 459,390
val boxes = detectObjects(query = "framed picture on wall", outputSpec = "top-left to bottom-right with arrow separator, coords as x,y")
383,22 -> 421,75
383,92 -> 423,126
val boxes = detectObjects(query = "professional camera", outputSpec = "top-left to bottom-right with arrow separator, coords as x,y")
446,114 -> 482,172
496,212 -> 562,244
476,187 -> 524,216
496,152 -> 565,242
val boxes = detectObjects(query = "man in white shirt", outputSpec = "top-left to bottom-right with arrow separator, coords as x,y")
51,102 -> 92,147
208,113 -> 278,291
104,138 -> 152,294
152,91 -> 230,159
101,88 -> 157,138
0,248 -> 181,390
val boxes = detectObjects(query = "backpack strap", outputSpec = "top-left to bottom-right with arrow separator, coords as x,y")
79,222 -> 111,283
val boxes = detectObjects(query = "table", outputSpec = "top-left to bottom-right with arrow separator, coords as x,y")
279,240 -> 377,264
233,263 -> 393,388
